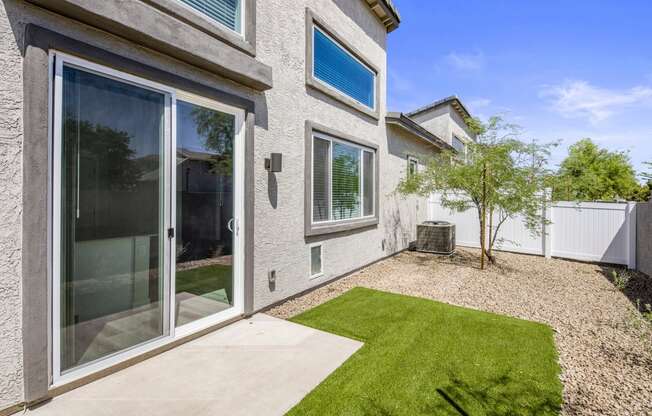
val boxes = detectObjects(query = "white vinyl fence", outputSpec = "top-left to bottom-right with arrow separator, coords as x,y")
428,195 -> 637,268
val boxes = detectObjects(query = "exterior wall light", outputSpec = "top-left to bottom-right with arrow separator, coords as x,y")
265,153 -> 283,172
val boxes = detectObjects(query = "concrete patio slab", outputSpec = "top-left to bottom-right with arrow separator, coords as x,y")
28,314 -> 362,416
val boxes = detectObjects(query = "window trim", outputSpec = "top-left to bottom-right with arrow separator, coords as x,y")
308,243 -> 324,279
305,121 -> 379,237
305,8 -> 381,120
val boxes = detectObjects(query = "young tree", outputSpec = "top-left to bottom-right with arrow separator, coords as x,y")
552,139 -> 642,201
399,115 -> 554,269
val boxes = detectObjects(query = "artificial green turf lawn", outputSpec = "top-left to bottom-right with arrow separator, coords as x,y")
287,287 -> 562,416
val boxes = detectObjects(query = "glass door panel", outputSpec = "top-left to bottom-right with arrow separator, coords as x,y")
59,65 -> 166,372
175,100 -> 235,327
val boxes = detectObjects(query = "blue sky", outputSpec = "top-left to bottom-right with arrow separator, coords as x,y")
387,0 -> 652,177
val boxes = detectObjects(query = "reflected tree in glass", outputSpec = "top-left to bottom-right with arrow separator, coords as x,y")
192,107 -> 235,177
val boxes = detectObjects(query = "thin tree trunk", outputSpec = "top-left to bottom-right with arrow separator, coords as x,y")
485,205 -> 496,264
480,163 -> 487,270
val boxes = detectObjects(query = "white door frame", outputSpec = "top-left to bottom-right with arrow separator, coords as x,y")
49,51 -> 245,387
171,90 -> 246,338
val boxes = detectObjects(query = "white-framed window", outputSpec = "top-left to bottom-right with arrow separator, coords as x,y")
177,0 -> 245,36
407,156 -> 419,177
312,25 -> 376,110
452,136 -> 466,161
312,132 -> 375,224
309,243 -> 323,278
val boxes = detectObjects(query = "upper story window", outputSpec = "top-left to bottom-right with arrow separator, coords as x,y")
452,136 -> 466,161
178,0 -> 244,35
312,26 -> 376,110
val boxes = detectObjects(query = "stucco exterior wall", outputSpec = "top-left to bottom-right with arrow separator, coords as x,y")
250,0 -> 392,309
410,106 -> 451,144
0,1 -> 24,410
383,126 -> 435,251
637,200 -> 652,277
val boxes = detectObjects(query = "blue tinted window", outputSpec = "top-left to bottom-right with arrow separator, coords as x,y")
180,0 -> 242,33
313,28 -> 375,109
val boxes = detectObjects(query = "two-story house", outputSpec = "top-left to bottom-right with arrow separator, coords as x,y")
0,0 -> 468,413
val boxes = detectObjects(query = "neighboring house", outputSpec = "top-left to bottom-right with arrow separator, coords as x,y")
0,0 -> 474,412
407,95 -> 478,161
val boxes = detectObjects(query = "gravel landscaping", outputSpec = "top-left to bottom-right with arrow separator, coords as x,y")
268,248 -> 652,416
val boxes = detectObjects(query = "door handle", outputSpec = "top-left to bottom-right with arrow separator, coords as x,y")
227,218 -> 235,233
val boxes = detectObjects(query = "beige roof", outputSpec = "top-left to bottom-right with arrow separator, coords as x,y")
407,95 -> 473,121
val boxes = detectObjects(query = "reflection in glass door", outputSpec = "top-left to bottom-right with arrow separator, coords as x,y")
57,64 -> 167,372
174,100 -> 236,327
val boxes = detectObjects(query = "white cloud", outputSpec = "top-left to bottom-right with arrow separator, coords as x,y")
540,80 -> 652,123
444,51 -> 485,71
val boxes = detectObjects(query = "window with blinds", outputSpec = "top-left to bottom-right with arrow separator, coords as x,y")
313,27 -> 376,109
312,133 -> 375,223
179,0 -> 243,34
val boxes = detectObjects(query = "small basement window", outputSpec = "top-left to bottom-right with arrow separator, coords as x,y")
310,244 -> 323,278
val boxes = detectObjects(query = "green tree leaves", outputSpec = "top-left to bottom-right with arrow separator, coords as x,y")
551,139 -> 643,201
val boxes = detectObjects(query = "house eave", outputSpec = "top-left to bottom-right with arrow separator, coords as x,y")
386,112 -> 454,151
364,0 -> 401,32
407,95 -> 473,123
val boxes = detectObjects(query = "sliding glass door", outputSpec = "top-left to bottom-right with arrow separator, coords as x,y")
52,53 -> 244,382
